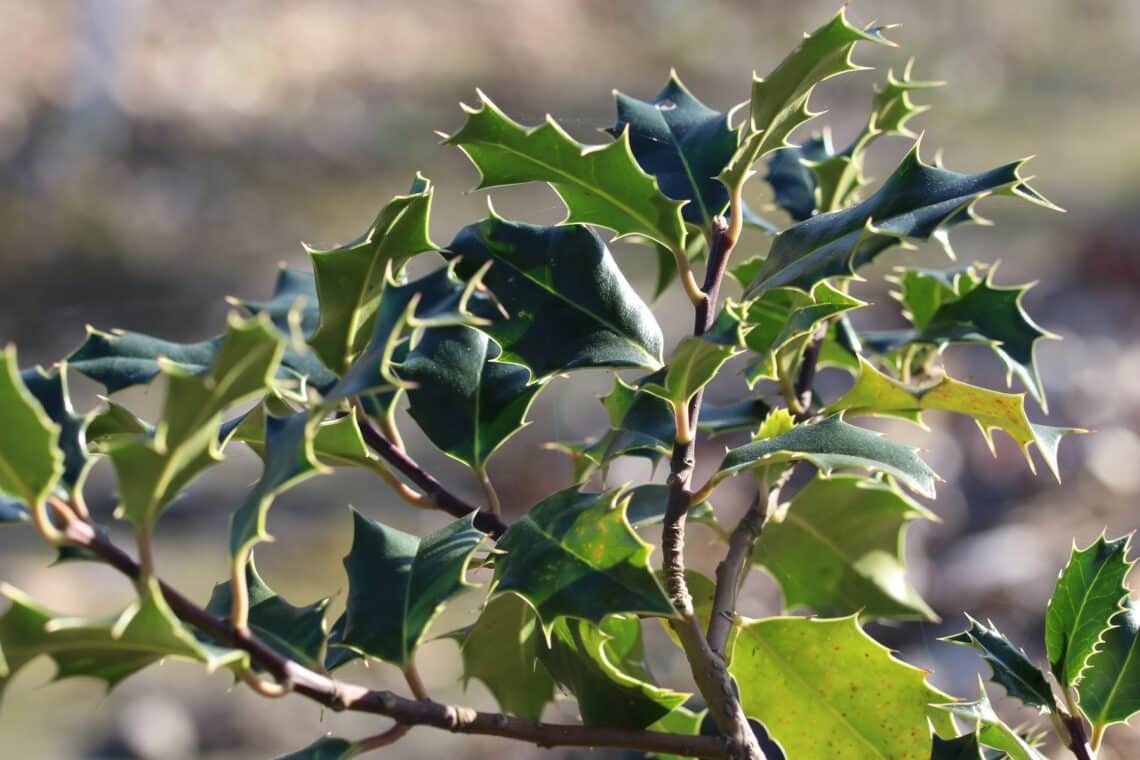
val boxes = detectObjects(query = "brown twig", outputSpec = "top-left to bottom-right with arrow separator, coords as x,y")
356,414 -> 508,538
48,505 -> 727,759
707,491 -> 769,659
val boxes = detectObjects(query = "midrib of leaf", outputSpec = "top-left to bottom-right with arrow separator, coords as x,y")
483,138 -> 680,255
643,110 -> 713,223
523,515 -> 648,601
1060,555 -> 1119,681
488,254 -> 658,367
741,627 -> 888,758
6,636 -> 192,661
781,509 -> 867,572
1092,631 -> 1138,721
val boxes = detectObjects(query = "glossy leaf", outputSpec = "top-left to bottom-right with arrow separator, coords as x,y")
764,134 -> 833,222
945,615 -> 1057,712
447,214 -> 663,376
446,93 -> 687,253
0,347 -> 63,508
0,580 -> 242,700
19,365 -> 89,490
204,560 -> 329,671
101,315 -> 285,531
698,398 -> 773,435
729,615 -> 948,759
537,614 -> 687,729
68,329 -> 220,393
754,475 -> 937,620
275,737 -> 360,760
307,174 -> 435,372
337,510 -> 484,666
743,146 -> 1053,297
826,358 -> 1078,480
930,733 -> 984,760
401,324 -> 541,471
493,487 -> 674,629
714,416 -> 938,498
623,484 -> 719,534
1077,600 -> 1140,730
640,304 -> 746,416
450,593 -> 554,720
721,9 -> 891,190
610,72 -> 736,225
935,679 -> 1049,760
1045,534 -> 1132,687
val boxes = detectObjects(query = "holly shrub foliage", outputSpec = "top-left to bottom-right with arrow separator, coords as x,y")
0,9 -> 1133,760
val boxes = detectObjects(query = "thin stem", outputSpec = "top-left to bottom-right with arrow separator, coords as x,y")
230,549 -> 252,630
1089,723 -> 1105,753
475,466 -> 502,516
355,412 -> 509,538
237,665 -> 291,698
35,496 -> 69,546
137,526 -> 156,580
48,505 -> 727,759
357,724 -> 412,753
404,660 -> 430,701
707,490 -> 769,659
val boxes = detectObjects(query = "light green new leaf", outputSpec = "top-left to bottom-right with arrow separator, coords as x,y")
102,315 -> 285,532
1077,600 -> 1140,731
338,510 -> 484,666
493,487 -> 674,630
445,93 -> 687,254
0,580 -> 243,701
934,678 -> 1049,760
721,9 -> 892,190
729,615 -> 949,759
0,347 -> 63,508
447,214 -> 663,376
275,737 -> 360,760
743,146 -> 1054,298
401,324 -> 542,471
537,614 -> 687,730
754,475 -> 937,620
826,358 -> 1079,480
204,560 -> 329,671
944,615 -> 1057,712
714,416 -> 937,498
1045,534 -> 1132,687
307,174 -> 435,372
450,593 -> 555,720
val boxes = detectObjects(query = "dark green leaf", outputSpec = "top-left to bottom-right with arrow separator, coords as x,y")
715,416 -> 938,498
446,93 -> 687,254
450,593 -> 554,719
764,134 -> 833,222
934,679 -> 1049,760
622,484 -> 719,534
68,329 -> 220,394
944,615 -> 1057,712
698,398 -> 773,435
0,346 -> 63,508
610,72 -> 736,226
754,475 -> 937,620
1077,600 -> 1140,731
537,615 -> 687,729
447,214 -> 663,376
744,146 -> 1053,297
931,733 -> 985,760
1045,534 -> 1132,687
274,737 -> 360,760
307,175 -> 435,373
204,560 -> 329,671
19,366 -> 89,490
339,510 -> 484,666
401,324 -> 541,471
493,487 -> 674,629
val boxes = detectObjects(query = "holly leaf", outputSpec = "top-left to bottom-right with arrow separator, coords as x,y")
720,9 -> 892,191
698,398 -> 773,435
892,264 -> 981,330
275,737 -> 360,760
578,378 -> 677,475
445,93 -> 687,254
0,347 -> 63,509
1077,599 -> 1140,731
19,365 -> 90,491
754,475 -> 937,620
944,615 -> 1057,712
447,214 -> 663,376
740,280 -> 865,385
307,174 -> 435,373
729,615 -> 949,759
825,358 -> 1079,480
450,593 -> 555,720
337,510 -> 484,667
930,733 -> 984,760
713,416 -> 938,498
764,133 -> 834,222
204,560 -> 329,671
537,614 -> 687,730
934,679 -> 1049,760
641,304 -> 746,413
743,146 -> 1053,298
68,328 -> 221,393
0,580 -> 243,701
609,71 -> 737,226
623,484 -> 719,534
228,410 -> 328,565
1045,534 -> 1132,687
101,315 -> 285,532
401,324 -> 542,471
493,487 -> 674,630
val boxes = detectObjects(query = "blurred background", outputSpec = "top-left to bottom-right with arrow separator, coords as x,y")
0,0 -> 1137,757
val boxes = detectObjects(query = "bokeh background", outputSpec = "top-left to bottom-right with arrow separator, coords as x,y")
1,1 -> 1138,758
